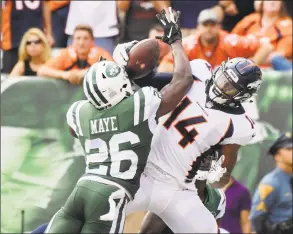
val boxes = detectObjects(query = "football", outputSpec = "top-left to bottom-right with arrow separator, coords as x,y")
125,38 -> 160,80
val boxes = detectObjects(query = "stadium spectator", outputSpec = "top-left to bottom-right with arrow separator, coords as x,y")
65,1 -> 119,54
213,0 -> 255,32
118,0 -> 170,42
1,0 -> 54,74
250,132 -> 293,234
49,0 -> 70,48
255,0 -> 293,18
38,25 -> 113,85
9,28 -> 51,77
232,1 -> 292,63
171,0 -> 218,37
158,9 -> 272,72
220,176 -> 252,234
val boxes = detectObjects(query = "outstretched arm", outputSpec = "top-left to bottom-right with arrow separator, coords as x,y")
155,8 -> 193,118
157,41 -> 192,117
112,8 -> 193,118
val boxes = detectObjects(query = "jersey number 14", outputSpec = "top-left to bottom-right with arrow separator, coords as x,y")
163,97 -> 208,148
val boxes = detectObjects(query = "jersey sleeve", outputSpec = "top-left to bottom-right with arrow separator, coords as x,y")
220,114 -> 256,146
215,189 -> 226,220
66,100 -> 88,137
133,86 -> 162,133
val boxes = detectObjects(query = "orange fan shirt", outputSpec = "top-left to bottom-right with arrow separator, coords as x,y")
232,13 -> 292,59
160,30 -> 260,69
49,0 -> 70,12
45,46 -> 113,71
2,0 -> 44,51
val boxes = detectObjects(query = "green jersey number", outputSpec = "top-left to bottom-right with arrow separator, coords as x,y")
85,131 -> 139,180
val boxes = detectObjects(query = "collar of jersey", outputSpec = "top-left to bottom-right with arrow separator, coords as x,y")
205,97 -> 245,115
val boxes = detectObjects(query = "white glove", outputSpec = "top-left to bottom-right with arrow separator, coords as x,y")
206,155 -> 227,184
194,170 -> 209,181
113,40 -> 138,67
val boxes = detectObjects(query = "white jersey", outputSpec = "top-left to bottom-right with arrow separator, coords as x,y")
146,59 -> 256,190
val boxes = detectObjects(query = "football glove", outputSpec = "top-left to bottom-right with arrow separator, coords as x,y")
194,170 -> 209,181
156,7 -> 182,45
206,155 -> 227,184
113,40 -> 138,67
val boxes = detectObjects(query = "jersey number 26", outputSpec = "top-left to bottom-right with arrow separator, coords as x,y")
84,131 -> 139,180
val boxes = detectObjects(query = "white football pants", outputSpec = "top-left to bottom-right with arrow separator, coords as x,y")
126,172 -> 218,233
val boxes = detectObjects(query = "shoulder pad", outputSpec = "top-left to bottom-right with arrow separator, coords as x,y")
190,59 -> 212,83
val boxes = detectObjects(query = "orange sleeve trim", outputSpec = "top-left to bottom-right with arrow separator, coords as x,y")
216,118 -> 233,145
1,1 -> 12,51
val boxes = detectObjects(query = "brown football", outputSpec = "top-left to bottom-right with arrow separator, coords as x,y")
125,38 -> 160,80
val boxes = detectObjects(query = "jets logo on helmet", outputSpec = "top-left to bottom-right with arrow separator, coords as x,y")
83,61 -> 134,110
105,64 -> 121,78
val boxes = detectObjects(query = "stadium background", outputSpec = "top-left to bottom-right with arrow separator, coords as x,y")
1,0 -> 292,233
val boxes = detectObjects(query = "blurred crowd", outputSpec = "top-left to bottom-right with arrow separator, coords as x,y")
1,0 -> 292,85
1,1 -> 292,234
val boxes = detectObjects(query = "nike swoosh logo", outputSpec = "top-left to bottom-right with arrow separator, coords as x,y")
167,26 -> 173,38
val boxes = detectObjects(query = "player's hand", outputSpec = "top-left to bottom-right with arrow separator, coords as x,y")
206,155 -> 227,184
113,40 -> 138,67
155,7 -> 182,45
195,170 -> 209,181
